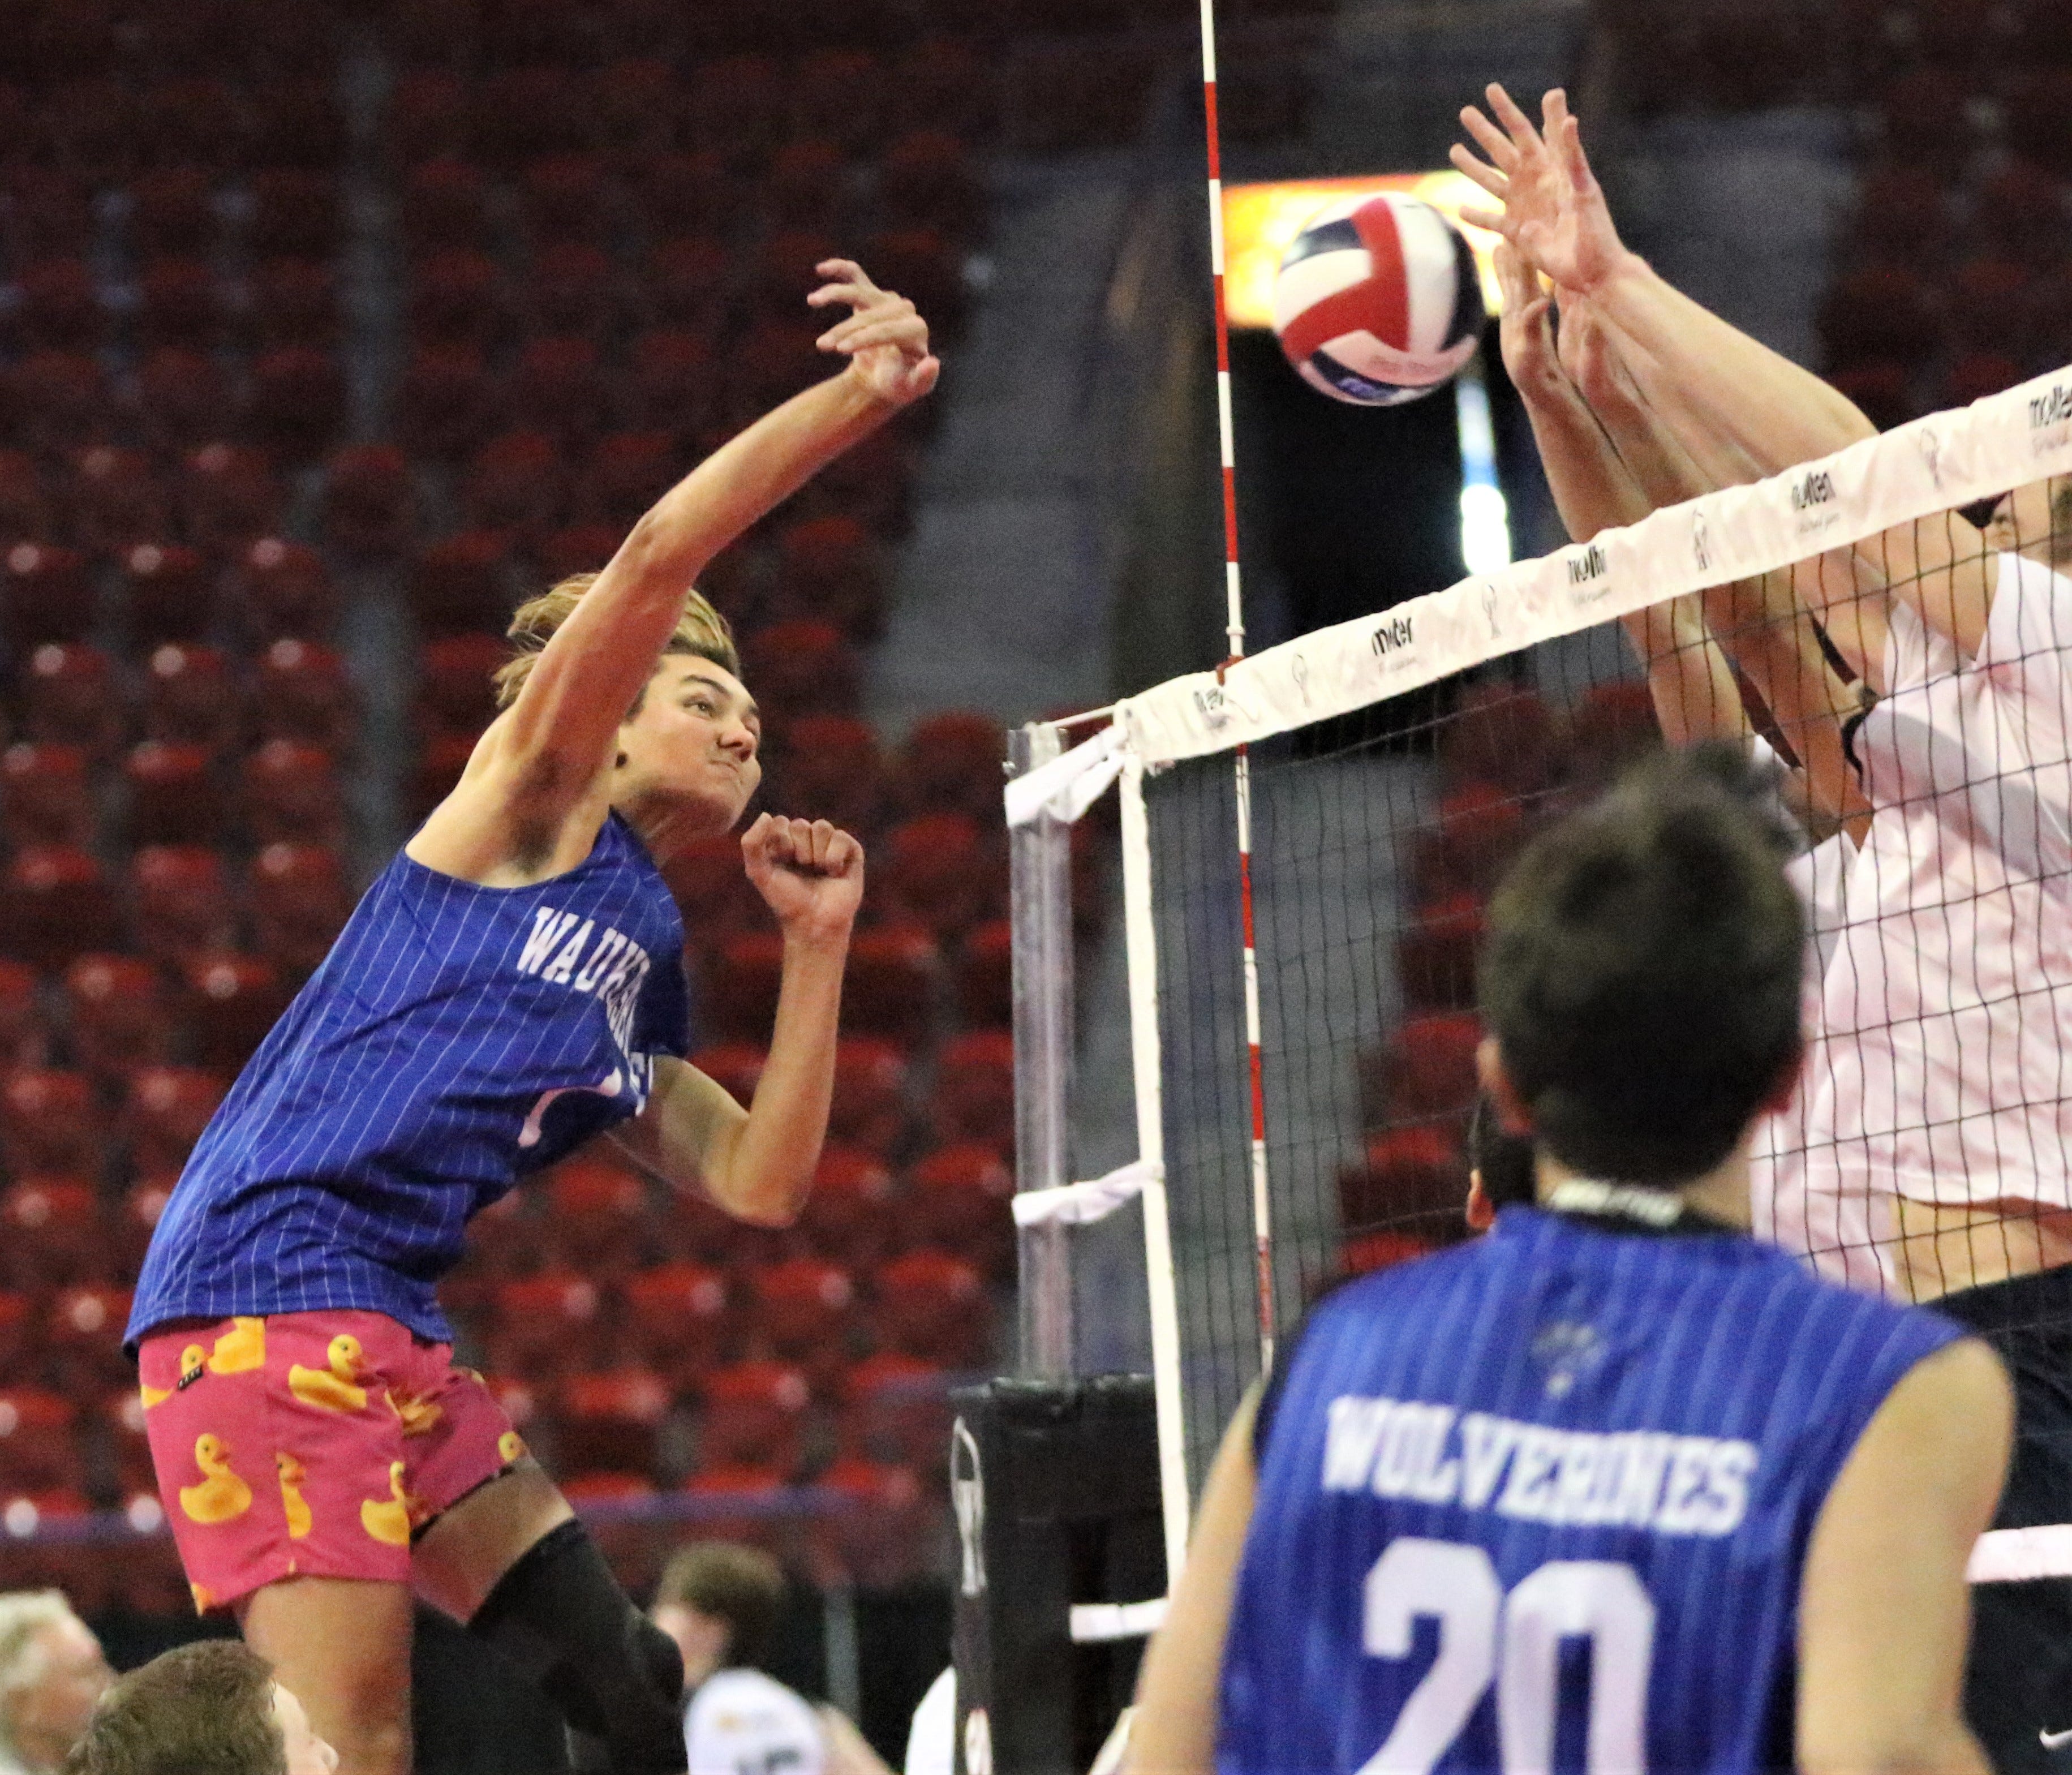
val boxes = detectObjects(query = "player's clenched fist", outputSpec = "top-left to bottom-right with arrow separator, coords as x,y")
740,813 -> 865,942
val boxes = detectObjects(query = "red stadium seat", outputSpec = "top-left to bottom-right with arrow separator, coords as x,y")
23,642 -> 121,754
578,432 -> 678,530
618,330 -> 719,441
746,1257 -> 858,1383
452,1188 -> 549,1284
235,539 -> 339,646
0,1072 -> 101,1179
740,620 -> 859,722
1396,893 -> 1484,1016
841,925 -> 938,1046
3,168 -> 92,263
474,68 -> 587,169
248,843 -> 353,977
897,712 -> 1005,825
796,1144 -> 896,1266
1339,1124 -> 1464,1237
397,345 -> 496,463
14,259 -> 101,356
710,933 -> 784,1042
1568,680 -> 1663,787
409,732 -> 478,826
1,743 -> 93,848
242,741 -> 343,847
0,1391 -> 81,1495
128,167 -> 217,259
137,259 -> 226,354
1,1180 -> 106,1290
769,715 -> 883,832
123,1068 -> 227,1176
880,814 -> 1005,939
907,1143 -> 1012,1274
590,59 -> 679,160
402,157 -> 492,253
766,141 -> 848,233
12,352 -> 108,458
793,50 -> 882,151
102,1391 -> 155,1497
249,75 -> 347,168
729,317 -> 827,419
45,1283 -> 132,1393
126,547 -> 216,647
0,1295 -> 36,1381
1437,682 -> 1558,798
65,954 -> 174,1080
0,961 -> 47,1070
136,78 -> 241,172
248,171 -> 341,262
66,446 -> 171,562
872,1248 -> 989,1368
537,524 -> 626,585
676,1462 -> 786,1547
684,57 -> 786,167
553,1368 -> 671,1479
541,1158 -> 652,1278
416,633 -> 506,741
1422,783 -> 1528,901
128,846 -> 235,964
252,258 -> 339,354
1848,164 -> 1951,265
620,1261 -> 732,1386
755,229 -> 843,312
411,530 -> 514,636
252,639 -> 356,750
250,349 -> 346,466
813,1456 -> 934,1588
697,1359 -> 810,1472
1341,1229 -> 1438,1278
489,1271 -> 607,1380
955,920 -> 1011,1028
644,234 -> 736,334
1369,1009 -> 1481,1127
860,228 -> 964,341
136,351 -> 236,457
319,445 -> 414,562
831,1036 -> 908,1156
838,1351 -> 948,1471
930,1030 -> 1014,1150
0,453 -> 56,549
506,337 -> 609,444
177,446 -> 282,564
461,432 -> 563,543
126,741 -> 224,846
410,249 -> 507,351
520,153 -> 614,248
180,953 -> 290,1071
141,643 -> 237,752
880,131 -> 983,239
0,849 -> 119,969
775,514 -> 883,639
687,1042 -> 767,1111
885,45 -> 994,149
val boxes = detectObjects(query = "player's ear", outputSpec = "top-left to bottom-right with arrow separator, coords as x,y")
1476,1038 -> 1534,1136
1756,1033 -> 1806,1119
1465,1172 -> 1496,1232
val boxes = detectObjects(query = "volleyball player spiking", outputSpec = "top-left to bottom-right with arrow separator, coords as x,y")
123,262 -> 938,1775
1129,749 -> 2009,1775
1457,87 -> 2072,1772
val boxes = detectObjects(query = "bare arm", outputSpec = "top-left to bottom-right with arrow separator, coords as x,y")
1126,1390 -> 1259,1775
410,264 -> 938,885
1798,1338 -> 2011,1775
610,818 -> 862,1226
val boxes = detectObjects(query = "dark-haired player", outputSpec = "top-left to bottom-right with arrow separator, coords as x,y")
1129,749 -> 2008,1775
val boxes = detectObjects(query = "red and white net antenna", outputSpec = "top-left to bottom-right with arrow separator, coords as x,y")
1200,0 -> 1276,1371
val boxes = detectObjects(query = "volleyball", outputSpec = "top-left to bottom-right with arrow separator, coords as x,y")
1271,192 -> 1486,406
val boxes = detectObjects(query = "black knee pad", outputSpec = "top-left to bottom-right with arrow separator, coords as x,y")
469,1519 -> 687,1775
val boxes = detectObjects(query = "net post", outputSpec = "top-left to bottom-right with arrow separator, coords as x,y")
1008,720 -> 1077,1381
1120,750 -> 1193,1581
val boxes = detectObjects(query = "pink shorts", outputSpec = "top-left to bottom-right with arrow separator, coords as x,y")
137,1310 -> 526,1614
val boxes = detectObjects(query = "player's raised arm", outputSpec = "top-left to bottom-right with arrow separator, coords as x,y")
412,263 -> 938,883
1797,1337 -> 2010,1775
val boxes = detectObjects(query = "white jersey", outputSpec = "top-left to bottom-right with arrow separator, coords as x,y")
1809,555 -> 2072,1222
685,1667 -> 827,1775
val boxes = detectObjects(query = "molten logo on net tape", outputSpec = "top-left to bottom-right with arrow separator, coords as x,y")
1370,613 -> 1415,660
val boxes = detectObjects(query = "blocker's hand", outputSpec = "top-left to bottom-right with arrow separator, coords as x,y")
1452,85 -> 1630,297
809,259 -> 941,409
741,814 -> 865,942
1494,241 -> 1564,399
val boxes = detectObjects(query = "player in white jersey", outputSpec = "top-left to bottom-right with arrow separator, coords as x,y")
1486,239 -> 1876,1281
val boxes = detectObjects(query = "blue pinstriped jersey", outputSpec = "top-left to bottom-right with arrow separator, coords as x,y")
1219,1208 -> 1963,1775
128,813 -> 691,1347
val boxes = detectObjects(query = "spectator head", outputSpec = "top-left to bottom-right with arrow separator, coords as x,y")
652,1542 -> 786,1686
0,1592 -> 110,1774
60,1640 -> 335,1775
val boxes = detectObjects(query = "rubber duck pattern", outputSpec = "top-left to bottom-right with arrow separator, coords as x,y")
276,1452 -> 312,1540
386,1389 -> 443,1438
360,1460 -> 419,1547
141,1343 -> 208,1409
289,1335 -> 368,1413
207,1317 -> 266,1374
178,1434 -> 253,1525
498,1430 -> 527,1464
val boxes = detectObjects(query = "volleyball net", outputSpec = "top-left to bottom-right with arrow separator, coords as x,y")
1010,367 -> 2072,1554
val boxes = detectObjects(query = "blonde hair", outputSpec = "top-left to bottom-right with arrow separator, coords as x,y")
492,573 -> 742,710
0,1591 -> 80,1756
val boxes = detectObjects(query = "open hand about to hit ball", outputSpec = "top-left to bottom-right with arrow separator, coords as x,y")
741,814 -> 865,945
808,258 -> 942,409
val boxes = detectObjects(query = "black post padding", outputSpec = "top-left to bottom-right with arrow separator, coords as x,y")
949,1376 -> 1166,1775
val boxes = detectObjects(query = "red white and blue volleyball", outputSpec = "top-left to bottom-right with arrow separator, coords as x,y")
1272,192 -> 1486,406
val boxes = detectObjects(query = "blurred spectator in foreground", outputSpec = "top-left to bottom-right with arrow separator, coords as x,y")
0,1594 -> 110,1775
59,1640 -> 335,1775
652,1543 -> 893,1775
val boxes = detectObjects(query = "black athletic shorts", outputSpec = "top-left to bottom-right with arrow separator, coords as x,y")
1936,1263 -> 2072,1775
